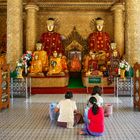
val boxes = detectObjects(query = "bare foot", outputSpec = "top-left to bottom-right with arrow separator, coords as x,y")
78,130 -> 85,135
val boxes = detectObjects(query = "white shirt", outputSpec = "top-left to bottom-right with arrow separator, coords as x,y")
93,94 -> 103,107
57,99 -> 77,126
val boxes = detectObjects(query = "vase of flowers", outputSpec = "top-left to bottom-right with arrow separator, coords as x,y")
119,60 -> 130,79
16,51 -> 32,78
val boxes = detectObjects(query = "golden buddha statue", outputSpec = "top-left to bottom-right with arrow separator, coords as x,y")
86,52 -> 103,76
58,53 -> 68,72
48,51 -> 63,75
29,54 -> 44,76
69,52 -> 81,72
33,42 -> 48,71
82,51 -> 93,72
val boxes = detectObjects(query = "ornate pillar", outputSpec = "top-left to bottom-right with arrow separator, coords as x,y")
25,3 -> 39,51
111,3 -> 125,57
125,0 -> 140,65
7,0 -> 23,69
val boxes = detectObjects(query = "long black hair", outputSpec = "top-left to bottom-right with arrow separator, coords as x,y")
92,86 -> 102,96
89,97 -> 99,115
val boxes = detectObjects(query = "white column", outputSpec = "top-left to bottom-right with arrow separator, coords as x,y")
25,4 -> 39,51
125,0 -> 140,65
7,0 -> 23,69
111,3 -> 125,57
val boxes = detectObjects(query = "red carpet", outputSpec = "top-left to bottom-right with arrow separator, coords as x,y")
31,87 -> 114,94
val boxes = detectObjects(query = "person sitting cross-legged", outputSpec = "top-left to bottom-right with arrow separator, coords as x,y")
55,91 -> 83,128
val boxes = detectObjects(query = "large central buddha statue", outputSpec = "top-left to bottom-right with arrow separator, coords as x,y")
88,17 -> 111,53
40,18 -> 64,56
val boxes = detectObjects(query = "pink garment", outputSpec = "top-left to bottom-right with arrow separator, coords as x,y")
88,107 -> 104,133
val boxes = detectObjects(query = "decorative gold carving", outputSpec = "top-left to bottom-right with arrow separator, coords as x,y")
63,27 -> 87,55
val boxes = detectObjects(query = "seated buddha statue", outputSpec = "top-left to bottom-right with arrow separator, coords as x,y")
58,53 -> 68,72
69,52 -> 81,72
96,50 -> 109,72
29,54 -> 44,76
86,52 -> 103,76
88,17 -> 111,54
48,51 -> 64,75
33,42 -> 48,71
40,18 -> 64,56
82,50 -> 93,72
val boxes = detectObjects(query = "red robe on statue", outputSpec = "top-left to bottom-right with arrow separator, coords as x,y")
88,59 -> 98,71
40,32 -> 64,56
88,31 -> 110,53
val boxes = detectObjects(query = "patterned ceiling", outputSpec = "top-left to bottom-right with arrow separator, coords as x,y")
0,0 -> 124,2
0,0 -> 124,12
29,0 -> 123,2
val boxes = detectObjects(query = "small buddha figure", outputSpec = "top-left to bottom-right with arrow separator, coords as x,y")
110,43 -> 120,59
40,18 -> 64,56
86,52 -> 103,76
58,53 -> 68,72
88,52 -> 98,71
88,17 -> 111,53
48,51 -> 63,75
96,50 -> 108,72
29,54 -> 44,76
33,42 -> 48,71
69,52 -> 81,72
82,50 -> 93,72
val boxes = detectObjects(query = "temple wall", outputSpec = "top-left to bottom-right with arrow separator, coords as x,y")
37,11 -> 114,42
0,11 -> 114,52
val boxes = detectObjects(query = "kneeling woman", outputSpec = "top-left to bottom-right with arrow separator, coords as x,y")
79,97 -> 104,136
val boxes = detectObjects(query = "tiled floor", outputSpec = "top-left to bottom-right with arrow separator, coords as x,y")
0,94 -> 140,140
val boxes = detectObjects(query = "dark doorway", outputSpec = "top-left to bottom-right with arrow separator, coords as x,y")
68,72 -> 84,88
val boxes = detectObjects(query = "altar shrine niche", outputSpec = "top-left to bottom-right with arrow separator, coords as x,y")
69,51 -> 81,72
63,27 -> 87,72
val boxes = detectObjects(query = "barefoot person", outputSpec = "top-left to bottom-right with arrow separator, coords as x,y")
79,97 -> 104,136
55,91 -> 83,128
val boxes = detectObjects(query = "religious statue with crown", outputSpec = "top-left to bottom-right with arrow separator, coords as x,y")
84,17 -> 111,76
40,18 -> 64,57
